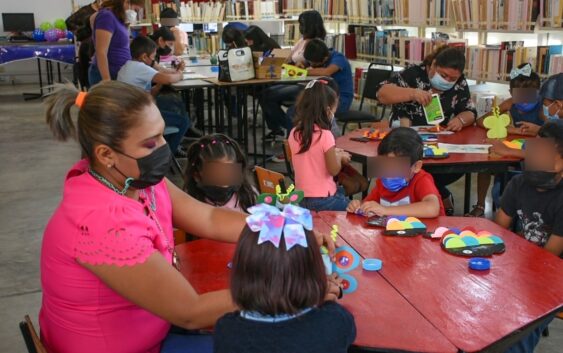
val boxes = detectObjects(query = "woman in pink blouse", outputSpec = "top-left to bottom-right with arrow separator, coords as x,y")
40,81 -> 248,353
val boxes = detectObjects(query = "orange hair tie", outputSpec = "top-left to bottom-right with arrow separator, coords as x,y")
75,91 -> 87,109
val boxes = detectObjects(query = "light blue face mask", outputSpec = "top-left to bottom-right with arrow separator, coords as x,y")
543,102 -> 561,121
430,71 -> 456,91
381,177 -> 409,192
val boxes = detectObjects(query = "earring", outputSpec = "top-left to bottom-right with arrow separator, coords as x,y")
107,164 -> 112,169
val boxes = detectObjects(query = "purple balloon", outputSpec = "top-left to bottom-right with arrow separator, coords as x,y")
45,29 -> 59,42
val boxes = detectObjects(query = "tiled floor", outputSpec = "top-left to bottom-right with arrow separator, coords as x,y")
0,84 -> 560,352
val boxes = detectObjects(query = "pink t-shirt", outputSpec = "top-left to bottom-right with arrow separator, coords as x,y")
290,38 -> 309,66
40,160 -> 174,353
288,126 -> 337,197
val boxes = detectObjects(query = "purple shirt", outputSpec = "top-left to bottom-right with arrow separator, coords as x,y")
92,8 -> 131,79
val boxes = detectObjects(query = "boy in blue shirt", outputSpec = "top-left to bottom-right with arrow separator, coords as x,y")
303,38 -> 354,115
118,36 -> 190,156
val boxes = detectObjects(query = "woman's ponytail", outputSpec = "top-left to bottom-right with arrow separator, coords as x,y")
44,84 -> 81,142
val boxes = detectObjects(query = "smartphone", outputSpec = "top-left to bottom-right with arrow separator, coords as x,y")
424,94 -> 445,125
366,216 -> 387,227
350,137 -> 370,143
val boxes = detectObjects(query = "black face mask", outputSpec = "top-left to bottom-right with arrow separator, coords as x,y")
198,184 -> 240,206
115,144 -> 172,190
523,171 -> 561,190
157,45 -> 172,57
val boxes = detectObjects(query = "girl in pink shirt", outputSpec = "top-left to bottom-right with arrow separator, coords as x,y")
40,81 -> 247,353
184,134 -> 257,213
288,80 -> 352,211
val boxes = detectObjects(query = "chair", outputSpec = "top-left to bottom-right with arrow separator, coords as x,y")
255,166 -> 285,194
282,139 -> 294,180
163,126 -> 183,175
335,62 -> 394,135
19,315 -> 47,353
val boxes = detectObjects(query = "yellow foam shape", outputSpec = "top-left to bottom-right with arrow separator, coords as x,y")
445,238 -> 466,248
477,231 -> 492,237
401,222 -> 414,229
478,237 -> 495,245
386,221 -> 404,230
459,230 -> 476,237
405,217 -> 421,223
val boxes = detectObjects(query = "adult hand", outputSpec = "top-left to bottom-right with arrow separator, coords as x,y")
360,201 -> 386,216
516,122 -> 541,136
325,273 -> 344,301
346,200 -> 361,213
446,117 -> 464,132
411,89 -> 432,106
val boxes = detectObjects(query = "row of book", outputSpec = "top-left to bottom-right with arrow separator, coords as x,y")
191,31 -> 221,53
540,0 -> 563,28
152,1 -> 280,22
464,43 -> 563,82
451,0 -> 540,31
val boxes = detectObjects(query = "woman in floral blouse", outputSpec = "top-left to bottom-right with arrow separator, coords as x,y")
376,46 -> 477,215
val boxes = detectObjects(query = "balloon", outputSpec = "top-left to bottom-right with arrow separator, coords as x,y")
56,29 -> 67,39
66,31 -> 74,40
32,29 -> 45,42
44,29 -> 59,42
39,22 -> 53,32
54,19 -> 67,30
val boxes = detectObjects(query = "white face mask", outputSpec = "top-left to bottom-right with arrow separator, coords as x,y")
125,9 -> 137,24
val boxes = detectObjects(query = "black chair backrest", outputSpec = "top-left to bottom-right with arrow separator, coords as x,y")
360,62 -> 394,110
19,321 -> 38,353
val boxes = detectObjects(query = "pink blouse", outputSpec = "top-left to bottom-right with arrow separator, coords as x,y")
40,160 -> 174,353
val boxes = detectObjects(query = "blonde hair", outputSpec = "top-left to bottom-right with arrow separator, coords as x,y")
44,81 -> 153,158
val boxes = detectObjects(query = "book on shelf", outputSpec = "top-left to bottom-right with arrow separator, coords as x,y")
178,1 -> 225,22
393,0 -> 451,26
284,23 -> 301,45
540,0 -> 563,28
451,0 -> 539,31
190,30 -> 220,54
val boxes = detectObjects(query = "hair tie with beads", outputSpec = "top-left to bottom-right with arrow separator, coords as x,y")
75,91 -> 87,109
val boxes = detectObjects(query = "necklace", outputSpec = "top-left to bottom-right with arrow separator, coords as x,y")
89,168 -> 130,195
140,187 -> 157,212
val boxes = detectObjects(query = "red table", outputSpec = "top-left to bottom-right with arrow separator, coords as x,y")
337,126 -> 525,213
175,216 -> 458,353
317,212 -> 563,353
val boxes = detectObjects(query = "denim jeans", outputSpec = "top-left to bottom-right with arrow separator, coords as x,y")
156,93 -> 191,152
301,187 -> 349,211
88,64 -> 103,87
504,315 -> 554,353
259,84 -> 303,132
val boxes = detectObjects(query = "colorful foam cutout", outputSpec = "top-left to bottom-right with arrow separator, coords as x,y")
332,245 -> 361,274
435,226 -> 506,257
362,128 -> 388,140
484,106 -> 511,139
502,138 -> 526,150
339,273 -> 358,294
257,184 -> 304,209
281,64 -> 307,79
423,145 -> 449,159
384,216 -> 427,236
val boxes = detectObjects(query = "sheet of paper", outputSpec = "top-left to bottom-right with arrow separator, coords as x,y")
438,143 -> 492,154
183,73 -> 207,80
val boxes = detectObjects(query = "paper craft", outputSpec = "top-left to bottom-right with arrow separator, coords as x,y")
321,225 -> 339,275
339,273 -> 358,294
384,216 -> 427,236
423,94 -> 445,125
257,184 -> 304,209
182,73 -> 207,80
362,128 -> 388,140
483,106 -> 511,139
423,145 -> 449,159
503,138 -> 526,150
281,64 -> 307,79
435,227 -> 506,257
421,134 -> 438,142
332,245 -> 361,274
412,126 -> 454,135
437,143 -> 492,154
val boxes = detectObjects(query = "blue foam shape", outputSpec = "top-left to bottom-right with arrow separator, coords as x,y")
488,235 -> 504,244
410,221 -> 427,229
396,215 -> 407,221
451,228 -> 462,234
339,273 -> 358,294
461,236 -> 480,247
332,245 -> 361,274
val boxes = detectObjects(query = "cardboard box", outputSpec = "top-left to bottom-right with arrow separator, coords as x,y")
252,49 -> 292,79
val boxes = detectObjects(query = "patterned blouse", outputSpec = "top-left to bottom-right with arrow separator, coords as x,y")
377,64 -> 477,127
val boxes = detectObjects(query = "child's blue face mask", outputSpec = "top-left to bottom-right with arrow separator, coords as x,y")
543,101 -> 561,121
381,177 -> 409,192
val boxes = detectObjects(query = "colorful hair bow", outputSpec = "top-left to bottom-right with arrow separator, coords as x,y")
246,203 -> 313,250
509,63 -> 532,80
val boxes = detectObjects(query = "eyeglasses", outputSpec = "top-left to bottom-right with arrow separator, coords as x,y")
304,79 -> 328,90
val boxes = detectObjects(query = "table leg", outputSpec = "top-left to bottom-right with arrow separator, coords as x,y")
241,86 -> 249,154
464,173 -> 472,215
213,87 -> 220,133
206,87 -> 213,135
57,62 -> 62,82
23,58 -> 44,100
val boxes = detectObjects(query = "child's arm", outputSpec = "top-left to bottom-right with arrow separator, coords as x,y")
152,71 -> 183,85
324,147 -> 349,176
307,64 -> 340,77
489,140 -> 525,159
361,194 -> 441,218
150,83 -> 162,97
544,235 -> 563,257
494,208 -> 513,229
476,98 -> 513,128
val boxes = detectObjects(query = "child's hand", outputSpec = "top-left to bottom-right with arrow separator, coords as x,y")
360,201 -> 386,216
337,150 -> 352,164
346,200 -> 361,213
176,60 -> 186,72
516,121 -> 541,136
315,231 -> 337,259
489,140 -> 515,157
326,273 -> 343,301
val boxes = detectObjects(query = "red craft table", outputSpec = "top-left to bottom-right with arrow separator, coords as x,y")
317,212 -> 563,353
337,125 -> 525,213
175,216 -> 458,353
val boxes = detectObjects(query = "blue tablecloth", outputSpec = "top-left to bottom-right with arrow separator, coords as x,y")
0,43 -> 75,65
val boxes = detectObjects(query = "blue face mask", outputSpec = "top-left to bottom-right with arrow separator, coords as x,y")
381,177 -> 409,192
543,102 -> 561,121
514,101 -> 539,113
430,72 -> 455,91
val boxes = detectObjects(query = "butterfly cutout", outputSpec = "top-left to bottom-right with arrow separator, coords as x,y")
257,184 -> 304,209
483,106 -> 510,139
